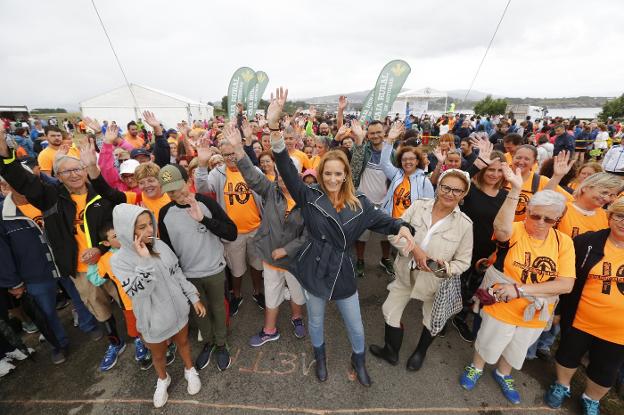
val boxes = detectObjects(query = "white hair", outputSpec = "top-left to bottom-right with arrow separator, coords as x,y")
528,190 -> 566,215
53,155 -> 83,174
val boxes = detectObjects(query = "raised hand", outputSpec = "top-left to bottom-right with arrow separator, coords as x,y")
335,124 -> 349,142
79,138 -> 98,167
56,143 -> 70,158
338,95 -> 348,111
241,118 -> 253,139
267,87 -> 288,127
104,124 -> 119,145
308,105 -> 317,120
142,111 -> 163,135
186,196 -> 204,222
502,162 -> 523,190
196,135 -> 214,167
0,127 -> 9,157
350,120 -> 366,145
223,122 -> 243,149
552,150 -> 575,177
83,117 -> 101,134
177,122 -> 190,137
433,146 -> 446,163
387,121 -> 404,143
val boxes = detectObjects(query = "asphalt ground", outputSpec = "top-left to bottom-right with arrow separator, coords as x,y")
1,234 -> 622,415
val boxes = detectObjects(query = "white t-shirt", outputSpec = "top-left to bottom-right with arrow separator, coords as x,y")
358,157 -> 387,205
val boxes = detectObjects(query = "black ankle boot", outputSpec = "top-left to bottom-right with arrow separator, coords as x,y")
313,344 -> 328,382
350,351 -> 371,387
406,326 -> 434,371
369,323 -> 403,365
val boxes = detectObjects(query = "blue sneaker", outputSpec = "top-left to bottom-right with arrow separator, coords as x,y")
99,340 -> 126,372
492,370 -> 521,404
134,338 -> 148,361
544,382 -> 571,409
292,318 -> 306,339
460,365 -> 483,391
580,395 -> 600,415
249,329 -> 280,347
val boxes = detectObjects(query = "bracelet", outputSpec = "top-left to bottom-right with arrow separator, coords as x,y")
477,156 -> 489,165
513,284 -> 521,298
506,195 -> 520,200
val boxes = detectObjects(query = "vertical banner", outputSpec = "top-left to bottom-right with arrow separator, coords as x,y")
246,71 -> 269,119
227,66 -> 256,120
360,60 -> 411,122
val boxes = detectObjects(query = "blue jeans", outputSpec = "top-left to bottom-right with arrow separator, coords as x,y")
27,280 -> 69,351
526,322 -> 560,359
58,276 -> 98,333
304,290 -> 365,354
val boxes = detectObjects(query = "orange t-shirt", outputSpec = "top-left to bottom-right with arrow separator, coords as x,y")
506,174 -> 573,222
224,168 -> 261,233
392,176 -> 411,218
557,202 -> 609,239
71,193 -> 89,273
310,155 -> 321,171
573,240 -> 624,345
97,250 -> 133,310
37,145 -> 81,174
18,203 -> 44,228
124,133 -> 144,149
289,150 -> 311,173
140,193 -> 170,224
483,222 -> 576,328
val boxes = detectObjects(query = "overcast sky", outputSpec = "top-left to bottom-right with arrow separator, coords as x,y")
2,0 -> 623,109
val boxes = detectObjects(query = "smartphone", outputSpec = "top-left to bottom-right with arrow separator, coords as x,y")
426,259 -> 447,277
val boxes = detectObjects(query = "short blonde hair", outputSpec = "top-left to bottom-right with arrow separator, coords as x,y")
607,197 -> 624,216
134,162 -> 160,181
574,172 -> 623,199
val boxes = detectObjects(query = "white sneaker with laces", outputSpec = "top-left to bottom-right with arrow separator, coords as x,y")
6,348 -> 34,361
184,367 -> 201,395
153,373 -> 171,408
0,358 -> 16,377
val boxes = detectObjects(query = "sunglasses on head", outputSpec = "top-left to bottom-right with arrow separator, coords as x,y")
527,213 -> 559,224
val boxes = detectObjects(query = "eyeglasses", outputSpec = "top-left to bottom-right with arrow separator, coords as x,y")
57,167 -> 85,177
221,152 -> 236,159
527,213 -> 559,224
438,184 -> 465,197
611,213 -> 624,223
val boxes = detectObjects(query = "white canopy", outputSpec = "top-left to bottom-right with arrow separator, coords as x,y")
391,87 -> 449,117
396,87 -> 448,100
80,84 -> 213,130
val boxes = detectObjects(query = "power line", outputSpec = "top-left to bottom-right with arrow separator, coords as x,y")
90,0 -> 139,118
462,0 -> 512,104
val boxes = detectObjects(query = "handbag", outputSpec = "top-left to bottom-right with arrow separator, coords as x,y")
430,273 -> 463,336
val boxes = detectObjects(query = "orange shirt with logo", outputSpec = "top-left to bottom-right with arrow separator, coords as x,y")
71,193 -> 89,273
18,203 -> 44,228
505,174 -> 573,222
483,222 -> 576,328
224,168 -> 261,234
392,176 -> 411,218
573,240 -> 624,345
557,202 -> 608,239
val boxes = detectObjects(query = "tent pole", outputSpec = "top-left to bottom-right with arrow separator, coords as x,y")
445,96 -> 448,113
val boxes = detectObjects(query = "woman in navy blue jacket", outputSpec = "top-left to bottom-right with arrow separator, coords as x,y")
267,87 -> 415,386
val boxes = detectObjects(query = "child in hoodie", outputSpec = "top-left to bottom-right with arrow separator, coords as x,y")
86,223 -> 150,370
110,203 -> 206,408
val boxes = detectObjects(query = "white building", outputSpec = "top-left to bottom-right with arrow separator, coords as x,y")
80,84 -> 213,130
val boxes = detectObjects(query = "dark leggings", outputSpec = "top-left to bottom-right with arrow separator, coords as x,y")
556,326 -> 624,388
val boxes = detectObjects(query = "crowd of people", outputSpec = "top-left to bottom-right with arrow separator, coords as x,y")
1,89 -> 623,414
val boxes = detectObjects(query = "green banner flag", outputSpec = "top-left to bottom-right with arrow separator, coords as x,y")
358,90 -> 374,123
227,66 -> 256,120
360,60 -> 411,122
246,71 -> 269,119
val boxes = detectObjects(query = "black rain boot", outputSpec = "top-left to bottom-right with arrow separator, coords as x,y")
369,323 -> 404,365
350,351 -> 372,387
313,344 -> 328,382
406,326 -> 434,371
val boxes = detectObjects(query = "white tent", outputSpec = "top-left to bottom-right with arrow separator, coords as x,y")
80,84 -> 214,130
391,87 -> 448,117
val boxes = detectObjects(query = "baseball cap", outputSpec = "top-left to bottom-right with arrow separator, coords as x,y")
166,128 -> 178,136
158,164 -> 185,193
119,159 -> 140,175
130,148 -> 151,159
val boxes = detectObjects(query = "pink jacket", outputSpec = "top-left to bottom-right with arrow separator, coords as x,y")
98,143 -> 141,197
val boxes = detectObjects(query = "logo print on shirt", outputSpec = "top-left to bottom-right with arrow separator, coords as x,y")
514,252 -> 558,283
394,187 -> 411,210
74,209 -> 85,233
515,192 -> 531,217
589,262 -> 624,296
225,181 -> 251,205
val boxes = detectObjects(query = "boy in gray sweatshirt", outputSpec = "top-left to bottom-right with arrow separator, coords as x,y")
157,164 -> 237,372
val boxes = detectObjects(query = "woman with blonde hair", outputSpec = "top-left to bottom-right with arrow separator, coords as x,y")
546,198 -> 624,415
266,87 -> 416,387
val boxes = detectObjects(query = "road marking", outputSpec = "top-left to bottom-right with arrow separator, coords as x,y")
0,399 -> 561,414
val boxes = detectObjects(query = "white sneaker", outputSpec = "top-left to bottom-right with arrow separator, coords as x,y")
0,358 -> 16,377
184,367 -> 201,395
6,348 -> 34,361
153,374 -> 171,408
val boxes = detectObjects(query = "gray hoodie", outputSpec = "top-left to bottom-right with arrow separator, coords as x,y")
110,203 -> 199,343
